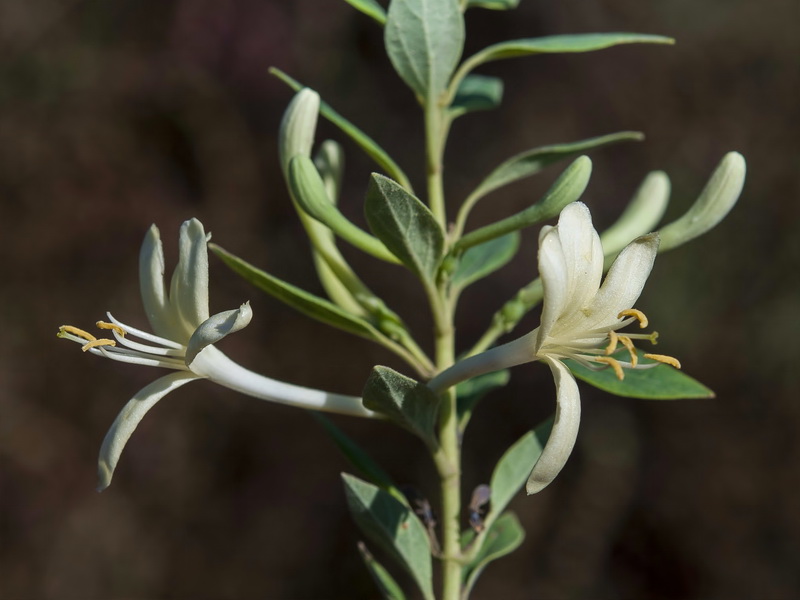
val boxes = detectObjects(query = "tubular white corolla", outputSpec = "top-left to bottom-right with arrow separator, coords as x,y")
429,202 -> 680,494
58,218 -> 375,491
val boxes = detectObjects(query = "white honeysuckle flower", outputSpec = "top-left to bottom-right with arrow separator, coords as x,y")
58,218 -> 375,490
429,202 -> 679,494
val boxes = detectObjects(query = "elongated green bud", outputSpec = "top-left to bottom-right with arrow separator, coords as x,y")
658,152 -> 746,252
278,88 -> 320,174
600,171 -> 670,257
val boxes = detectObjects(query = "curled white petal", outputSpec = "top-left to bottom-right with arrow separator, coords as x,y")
97,371 -> 202,491
139,225 -> 179,340
584,233 -> 659,331
170,219 -> 210,334
185,302 -> 253,366
526,358 -> 581,494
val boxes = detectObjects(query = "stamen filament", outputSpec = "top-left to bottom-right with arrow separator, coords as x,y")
105,313 -> 185,349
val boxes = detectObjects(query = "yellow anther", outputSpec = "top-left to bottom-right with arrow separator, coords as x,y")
96,321 -> 126,336
81,338 -> 117,352
618,335 -> 638,367
58,325 -> 96,342
596,356 -> 625,381
605,330 -> 619,355
644,353 -> 682,369
618,308 -> 648,328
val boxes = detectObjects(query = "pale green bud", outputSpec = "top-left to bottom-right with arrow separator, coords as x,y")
658,152 -> 746,252
600,171 -> 670,257
278,88 -> 320,175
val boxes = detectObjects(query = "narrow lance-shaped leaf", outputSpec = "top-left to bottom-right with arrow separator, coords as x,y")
211,244 -> 385,343
468,131 -> 643,205
344,0 -> 387,25
311,413 -> 406,504
357,542 -> 407,600
459,33 -> 674,75
270,68 -> 413,191
449,74 -> 504,118
366,174 -> 445,283
452,232 -> 520,291
568,350 -> 715,399
362,366 -> 440,446
467,0 -> 520,10
456,156 -> 592,251
342,474 -> 434,600
384,0 -> 465,100
289,156 -> 400,264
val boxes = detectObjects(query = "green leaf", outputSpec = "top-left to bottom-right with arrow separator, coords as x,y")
465,33 -> 674,69
270,68 -> 413,191
452,233 -> 520,290
311,413 -> 406,504
342,474 -> 434,600
384,0 -> 465,100
462,512 -> 525,595
357,542 -> 407,600
456,370 -> 510,428
210,244 -> 385,342
489,421 -> 552,518
289,156 -> 400,264
366,174 -> 445,282
467,0 -> 519,9
468,131 -> 644,204
363,367 -> 440,446
456,156 -> 592,251
568,350 -> 715,399
450,74 -> 504,118
344,0 -> 387,25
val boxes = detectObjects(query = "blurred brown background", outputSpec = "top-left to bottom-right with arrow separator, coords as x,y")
1,0 -> 798,598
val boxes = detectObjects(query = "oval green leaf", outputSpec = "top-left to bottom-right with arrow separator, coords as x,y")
342,473 -> 434,600
385,0 -> 465,100
366,174 -> 445,282
363,366 -> 440,446
462,512 -> 525,596
450,74 -> 504,118
452,232 -> 520,290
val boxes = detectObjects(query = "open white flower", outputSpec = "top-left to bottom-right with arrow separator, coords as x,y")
429,202 -> 679,493
59,218 -> 374,490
